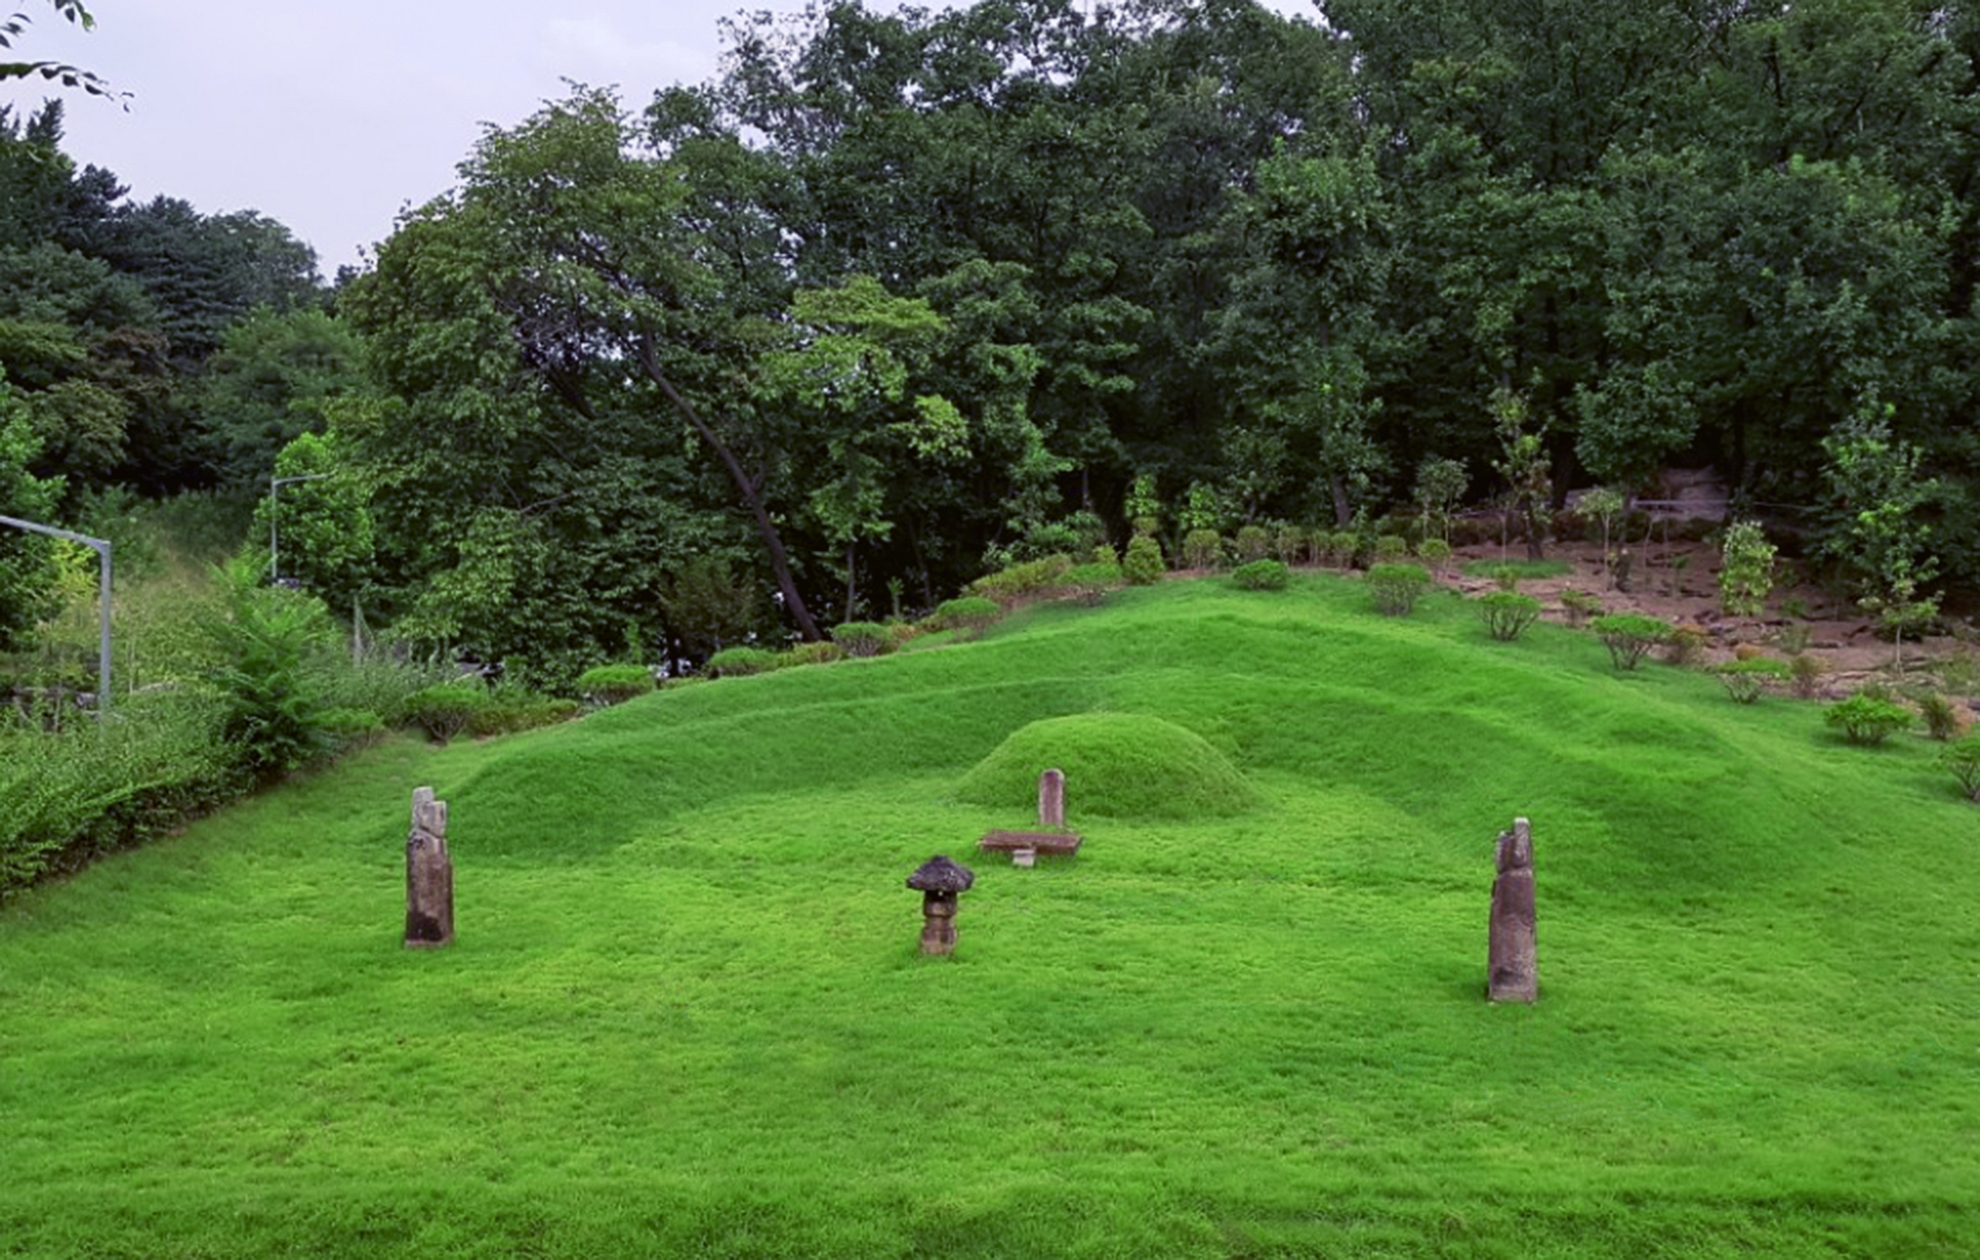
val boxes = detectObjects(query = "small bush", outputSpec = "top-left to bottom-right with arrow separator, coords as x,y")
1181,529 -> 1224,570
1789,653 -> 1825,698
885,621 -> 921,651
575,664 -> 654,706
1666,623 -> 1709,667
928,597 -> 1001,635
1476,591 -> 1540,642
1234,525 -> 1273,563
1275,524 -> 1307,565
1825,693 -> 1914,745
1733,642 -> 1766,661
1416,537 -> 1452,572
706,646 -> 782,678
831,622 -> 891,658
1592,614 -> 1670,671
786,640 -> 846,667
1462,558 -> 1571,581
1061,562 -> 1124,606
1716,657 -> 1790,704
1558,588 -> 1602,627
1718,518 -> 1777,617
316,706 -> 386,748
969,554 -> 1075,608
404,683 -> 488,744
1122,535 -> 1165,586
1941,738 -> 1980,800
1490,565 -> 1522,592
1328,531 -> 1360,568
1367,563 -> 1430,616
1232,559 -> 1290,591
469,693 -> 581,737
1915,691 -> 1967,742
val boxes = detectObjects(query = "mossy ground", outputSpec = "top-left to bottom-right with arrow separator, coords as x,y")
3,573 -> 1975,1257
955,711 -> 1256,819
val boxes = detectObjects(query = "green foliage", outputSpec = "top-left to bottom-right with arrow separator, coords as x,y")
1412,456 -> 1467,540
1666,623 -> 1709,667
0,368 -> 65,649
1177,482 -> 1223,534
198,307 -> 367,490
1272,523 -> 1306,565
1233,524 -> 1272,563
1789,652 -> 1825,699
1941,738 -> 1980,801
1231,559 -> 1290,591
1060,561 -> 1123,606
1913,691 -> 1966,742
784,640 -> 845,667
1490,388 -> 1552,561
1476,591 -> 1540,641
969,554 -> 1073,608
402,681 -> 488,744
1372,534 -> 1410,563
1366,562 -> 1429,616
1715,657 -> 1791,704
1326,530 -> 1359,568
1121,534 -> 1165,586
956,713 -> 1255,820
1717,519 -> 1777,617
1825,692 -> 1915,746
926,596 -> 1001,635
830,622 -> 890,658
1181,528 -> 1223,570
1123,473 -> 1162,535
1592,614 -> 1671,671
314,705 -> 385,747
706,646 -> 782,678
575,663 -> 654,707
662,556 -> 764,662
466,689 -> 582,738
1415,537 -> 1452,571
200,560 -> 335,777
1462,558 -> 1571,582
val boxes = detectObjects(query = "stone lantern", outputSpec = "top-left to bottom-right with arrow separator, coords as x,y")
906,854 -> 975,955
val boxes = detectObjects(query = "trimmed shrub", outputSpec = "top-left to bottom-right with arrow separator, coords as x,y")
1232,559 -> 1290,591
928,597 -> 1001,635
1367,563 -> 1430,616
1716,657 -> 1790,704
404,683 -> 488,744
1373,534 -> 1410,563
706,646 -> 782,678
1275,524 -> 1307,565
970,554 -> 1074,608
1061,562 -> 1124,606
1558,588 -> 1602,627
1825,693 -> 1914,745
1182,529 -> 1223,570
1666,623 -> 1709,667
831,622 -> 891,658
1592,614 -> 1671,671
885,621 -> 921,651
1476,591 -> 1541,641
575,664 -> 654,706
785,640 -> 846,667
1122,535 -> 1165,586
1235,525 -> 1273,563
316,706 -> 386,749
469,693 -> 582,737
1789,653 -> 1825,698
1915,691 -> 1967,742
1490,564 -> 1522,592
1416,537 -> 1452,572
1328,530 -> 1360,568
1942,738 -> 1980,801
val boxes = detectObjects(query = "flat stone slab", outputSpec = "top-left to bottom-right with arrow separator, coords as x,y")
979,828 -> 1083,857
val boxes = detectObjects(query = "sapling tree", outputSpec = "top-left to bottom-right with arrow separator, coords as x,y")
1578,487 -> 1625,591
1717,519 -> 1777,617
1490,387 -> 1551,561
1413,456 -> 1468,543
1817,404 -> 1940,673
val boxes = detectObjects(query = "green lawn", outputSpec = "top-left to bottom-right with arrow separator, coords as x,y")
3,573 -> 1975,1257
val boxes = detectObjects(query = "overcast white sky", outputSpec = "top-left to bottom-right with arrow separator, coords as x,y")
2,1 -> 1317,277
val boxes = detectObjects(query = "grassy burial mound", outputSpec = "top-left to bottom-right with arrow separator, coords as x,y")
2,574 -> 1977,1257
956,712 -> 1257,820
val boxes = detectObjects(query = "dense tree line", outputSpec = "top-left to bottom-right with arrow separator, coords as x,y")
11,0 -> 1980,683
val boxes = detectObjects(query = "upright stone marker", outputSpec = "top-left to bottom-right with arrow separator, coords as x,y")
404,785 -> 454,949
1488,816 -> 1535,1002
1038,767 -> 1066,830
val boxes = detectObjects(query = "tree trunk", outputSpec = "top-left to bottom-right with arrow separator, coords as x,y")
634,340 -> 823,641
1329,475 -> 1352,529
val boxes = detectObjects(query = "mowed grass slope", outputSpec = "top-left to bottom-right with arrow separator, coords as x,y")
3,574 -> 1976,1258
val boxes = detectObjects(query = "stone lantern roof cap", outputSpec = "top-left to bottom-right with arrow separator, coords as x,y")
906,854 -> 975,892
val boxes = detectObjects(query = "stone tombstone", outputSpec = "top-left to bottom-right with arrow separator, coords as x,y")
1487,816 -> 1536,1002
404,785 -> 454,949
1038,767 -> 1066,830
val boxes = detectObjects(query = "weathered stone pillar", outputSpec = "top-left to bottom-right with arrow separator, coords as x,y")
1488,816 -> 1535,1002
906,855 -> 975,956
1038,767 -> 1066,830
405,786 -> 454,949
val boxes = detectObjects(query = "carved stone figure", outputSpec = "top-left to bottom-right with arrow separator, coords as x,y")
1488,816 -> 1535,1002
405,786 -> 454,948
